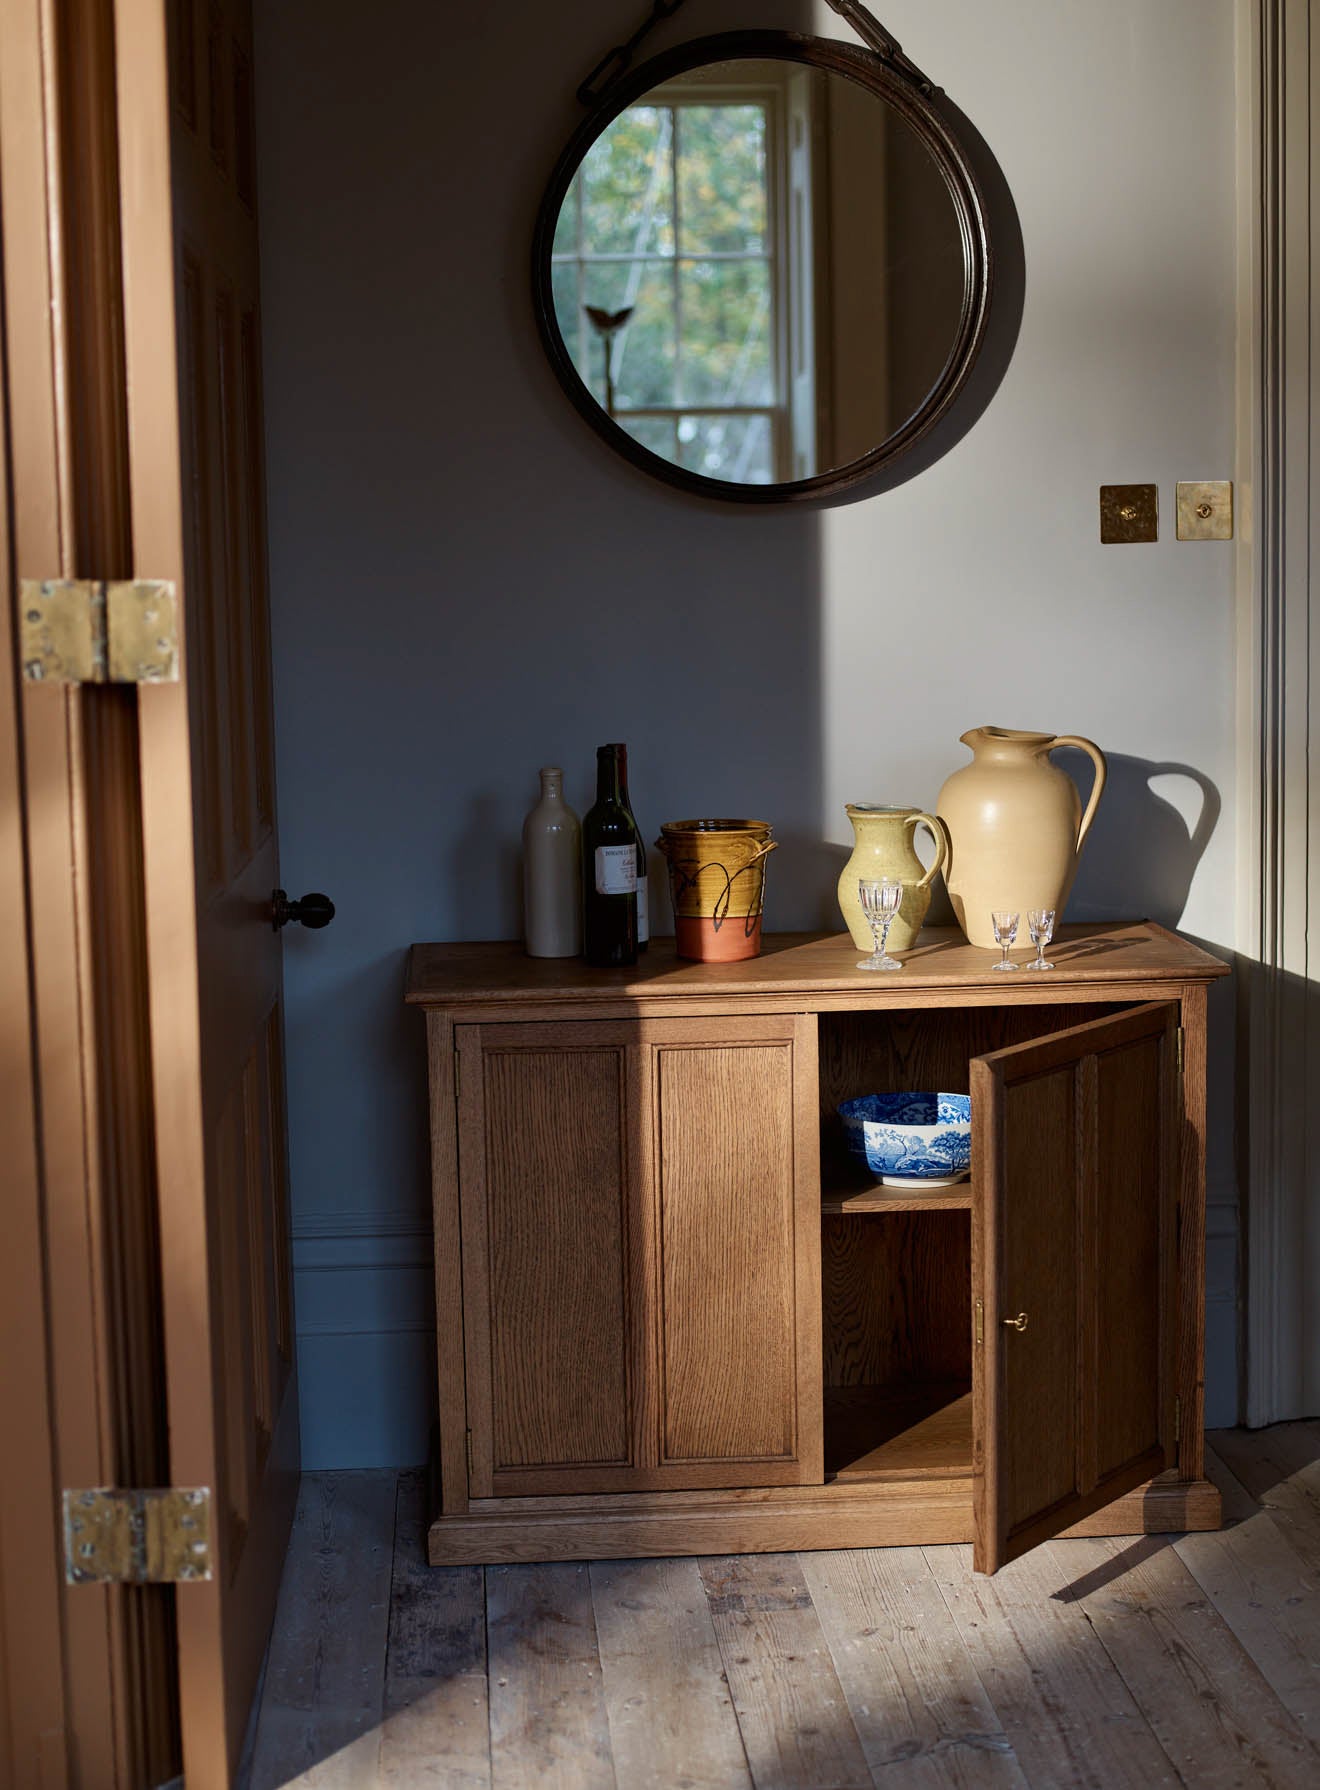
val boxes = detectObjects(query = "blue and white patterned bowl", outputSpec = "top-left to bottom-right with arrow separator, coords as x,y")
838,1092 -> 972,1183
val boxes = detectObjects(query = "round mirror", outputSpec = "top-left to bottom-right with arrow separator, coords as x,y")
533,32 -> 992,503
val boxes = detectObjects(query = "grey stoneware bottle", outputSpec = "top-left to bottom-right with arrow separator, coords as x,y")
522,766 -> 582,958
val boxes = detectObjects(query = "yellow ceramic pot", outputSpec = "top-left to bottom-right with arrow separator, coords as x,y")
837,805 -> 949,953
937,727 -> 1107,948
657,818 -> 777,961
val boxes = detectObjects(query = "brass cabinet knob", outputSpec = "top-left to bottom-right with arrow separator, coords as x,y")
1002,1311 -> 1029,1332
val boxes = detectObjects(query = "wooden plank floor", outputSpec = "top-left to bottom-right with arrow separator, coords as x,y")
242,1424 -> 1320,1789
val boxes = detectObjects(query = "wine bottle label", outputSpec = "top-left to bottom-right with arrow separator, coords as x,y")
636,861 -> 649,942
594,845 -> 638,896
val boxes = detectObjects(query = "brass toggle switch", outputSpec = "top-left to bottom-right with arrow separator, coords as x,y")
1100,484 -> 1158,543
1176,480 -> 1233,540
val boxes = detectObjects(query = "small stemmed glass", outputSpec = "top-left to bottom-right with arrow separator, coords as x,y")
1025,907 -> 1056,971
990,909 -> 1019,971
857,877 -> 904,971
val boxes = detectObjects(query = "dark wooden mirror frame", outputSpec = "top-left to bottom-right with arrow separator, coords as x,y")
532,29 -> 994,505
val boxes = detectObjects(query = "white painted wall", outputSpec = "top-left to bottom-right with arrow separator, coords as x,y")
256,0 -> 1241,1467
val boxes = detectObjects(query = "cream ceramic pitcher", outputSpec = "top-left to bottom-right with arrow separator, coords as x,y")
937,728 -> 1107,949
837,805 -> 949,953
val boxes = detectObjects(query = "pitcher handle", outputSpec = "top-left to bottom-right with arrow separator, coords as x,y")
1050,736 -> 1108,850
907,811 -> 948,889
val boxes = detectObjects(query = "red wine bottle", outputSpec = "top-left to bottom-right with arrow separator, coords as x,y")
614,742 -> 649,951
582,744 -> 638,967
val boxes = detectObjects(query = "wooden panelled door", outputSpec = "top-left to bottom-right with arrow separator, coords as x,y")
971,1002 -> 1181,1573
121,0 -> 300,1779
0,0 -> 299,1781
458,1015 -> 821,1499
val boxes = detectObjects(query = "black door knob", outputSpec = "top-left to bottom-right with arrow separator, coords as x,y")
272,889 -> 336,931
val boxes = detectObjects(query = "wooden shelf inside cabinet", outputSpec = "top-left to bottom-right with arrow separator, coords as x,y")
825,1382 -> 972,1482
822,1186 -> 972,1214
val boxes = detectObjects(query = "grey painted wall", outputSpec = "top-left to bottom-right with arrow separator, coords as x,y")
256,0 -> 1241,1467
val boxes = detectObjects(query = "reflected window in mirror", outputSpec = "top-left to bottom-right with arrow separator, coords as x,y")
546,59 -> 969,488
552,80 -> 778,482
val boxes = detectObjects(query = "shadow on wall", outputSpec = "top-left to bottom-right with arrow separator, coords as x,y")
1059,748 -> 1221,929
843,87 -> 1026,503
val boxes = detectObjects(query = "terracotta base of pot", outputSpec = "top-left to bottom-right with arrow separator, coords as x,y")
675,916 -> 763,962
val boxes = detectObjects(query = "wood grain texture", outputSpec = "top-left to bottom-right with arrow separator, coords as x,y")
590,1558 -> 752,1790
924,1541 -> 1180,1787
418,935 -> 1220,1572
817,1000 -> 1127,1186
1057,1476 -> 1220,1537
254,1441 -> 1313,1790
1175,1480 -> 1320,1745
431,1482 -> 977,1565
119,0 -> 301,1776
1208,1422 -> 1320,1566
427,1011 -> 468,1518
486,1563 -> 615,1790
407,925 -> 1229,1009
826,1385 -> 971,1481
974,1004 -> 1180,1572
1203,1439 -> 1263,1524
801,1546 -> 1028,1787
640,1015 -> 820,1487
0,0 -> 168,1776
699,1554 -> 872,1790
379,1471 -> 490,1788
1177,983 -> 1209,1479
0,27 -> 74,1767
246,1472 -> 396,1789
1047,1535 -> 1316,1787
655,1040 -> 798,1467
822,1188 -> 972,1213
823,1211 -> 970,1389
430,1472 -> 1217,1567
459,1029 -> 638,1497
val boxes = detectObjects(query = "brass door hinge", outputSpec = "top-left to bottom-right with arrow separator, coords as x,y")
62,1487 -> 212,1584
1174,1396 -> 1181,1444
20,580 -> 178,684
1176,1026 -> 1185,1077
974,1298 -> 984,1346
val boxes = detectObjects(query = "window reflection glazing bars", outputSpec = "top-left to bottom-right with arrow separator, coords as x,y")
551,88 -> 787,475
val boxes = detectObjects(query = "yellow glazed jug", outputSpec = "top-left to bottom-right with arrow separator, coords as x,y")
837,805 -> 949,953
937,727 -> 1108,948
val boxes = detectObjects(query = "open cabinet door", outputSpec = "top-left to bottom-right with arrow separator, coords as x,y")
116,0 -> 299,1778
971,1002 -> 1180,1574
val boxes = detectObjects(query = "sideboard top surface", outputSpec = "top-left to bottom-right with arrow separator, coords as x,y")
405,922 -> 1229,1012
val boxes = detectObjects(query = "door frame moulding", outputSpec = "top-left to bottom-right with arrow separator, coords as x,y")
1235,0 -> 1316,1425
0,0 -> 181,1778
0,164 -> 71,1790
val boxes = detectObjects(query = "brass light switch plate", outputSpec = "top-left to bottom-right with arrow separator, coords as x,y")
1176,480 -> 1233,541
1100,485 -> 1158,544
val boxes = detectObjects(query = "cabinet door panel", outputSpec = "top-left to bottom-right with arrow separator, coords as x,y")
972,1002 -> 1179,1573
650,1016 -> 821,1486
1096,1034 -> 1167,1475
459,1026 -> 643,1496
996,1068 -> 1078,1526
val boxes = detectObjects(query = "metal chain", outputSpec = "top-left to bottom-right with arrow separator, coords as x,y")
576,1 -> 933,110
577,0 -> 690,108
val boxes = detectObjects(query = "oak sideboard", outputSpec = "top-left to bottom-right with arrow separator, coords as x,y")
405,922 -> 1229,1573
